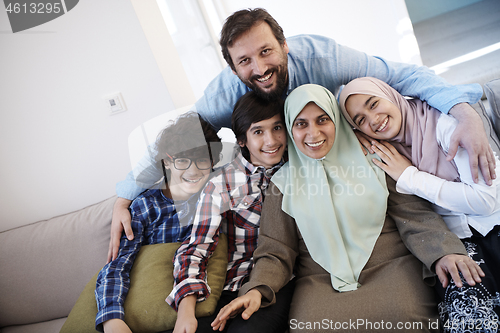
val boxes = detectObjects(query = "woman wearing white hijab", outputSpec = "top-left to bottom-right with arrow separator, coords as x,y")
212,84 -> 481,333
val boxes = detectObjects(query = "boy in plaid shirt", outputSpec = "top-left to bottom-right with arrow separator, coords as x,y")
95,112 -> 222,332
168,92 -> 294,333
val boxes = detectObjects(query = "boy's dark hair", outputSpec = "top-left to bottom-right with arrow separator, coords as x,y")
220,8 -> 285,71
155,111 -> 222,166
231,91 -> 284,160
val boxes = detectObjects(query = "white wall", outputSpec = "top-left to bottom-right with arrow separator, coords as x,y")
0,0 -> 175,231
218,0 -> 422,65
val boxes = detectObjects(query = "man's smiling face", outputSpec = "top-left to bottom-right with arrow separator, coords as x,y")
228,21 -> 289,101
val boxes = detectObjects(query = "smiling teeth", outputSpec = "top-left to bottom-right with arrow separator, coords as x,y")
306,140 -> 324,147
183,178 -> 201,183
263,147 -> 279,154
257,73 -> 272,82
376,118 -> 388,132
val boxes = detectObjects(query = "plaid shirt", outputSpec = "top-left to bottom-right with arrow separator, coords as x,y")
95,189 -> 198,331
166,151 -> 283,310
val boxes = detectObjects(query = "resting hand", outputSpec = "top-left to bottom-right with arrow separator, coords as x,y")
448,103 -> 496,185
103,319 -> 133,333
211,289 -> 262,331
435,254 -> 484,288
174,295 -> 198,333
107,197 -> 133,263
370,141 -> 412,181
354,130 -> 374,155
173,318 -> 197,333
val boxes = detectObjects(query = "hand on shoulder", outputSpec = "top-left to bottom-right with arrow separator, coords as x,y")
107,197 -> 133,263
448,103 -> 496,185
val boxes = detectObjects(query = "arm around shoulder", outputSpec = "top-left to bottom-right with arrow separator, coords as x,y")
107,197 -> 133,263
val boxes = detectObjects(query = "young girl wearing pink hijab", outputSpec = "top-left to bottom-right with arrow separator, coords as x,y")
339,77 -> 500,332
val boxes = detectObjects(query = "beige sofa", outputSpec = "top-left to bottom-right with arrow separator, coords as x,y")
1,80 -> 499,333
0,196 -> 116,333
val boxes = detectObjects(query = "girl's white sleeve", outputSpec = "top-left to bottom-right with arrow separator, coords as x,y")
396,114 -> 500,215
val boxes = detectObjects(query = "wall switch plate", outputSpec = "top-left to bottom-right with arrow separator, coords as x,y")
103,92 -> 127,115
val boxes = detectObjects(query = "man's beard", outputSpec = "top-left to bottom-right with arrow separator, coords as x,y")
240,58 -> 288,101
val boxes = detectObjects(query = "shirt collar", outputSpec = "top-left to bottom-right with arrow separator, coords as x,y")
233,150 -> 284,177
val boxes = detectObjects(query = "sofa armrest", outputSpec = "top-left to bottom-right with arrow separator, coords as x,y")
0,196 -> 116,328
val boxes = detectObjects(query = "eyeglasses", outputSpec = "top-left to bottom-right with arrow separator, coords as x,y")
164,155 -> 212,170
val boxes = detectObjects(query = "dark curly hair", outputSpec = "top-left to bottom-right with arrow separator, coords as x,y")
155,111 -> 222,166
220,8 -> 285,71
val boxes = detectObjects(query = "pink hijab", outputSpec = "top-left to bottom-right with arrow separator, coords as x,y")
339,77 -> 460,182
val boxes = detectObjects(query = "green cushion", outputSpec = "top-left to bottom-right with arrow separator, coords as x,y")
60,234 -> 228,333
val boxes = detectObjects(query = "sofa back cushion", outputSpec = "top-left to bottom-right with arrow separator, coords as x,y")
0,196 -> 115,327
